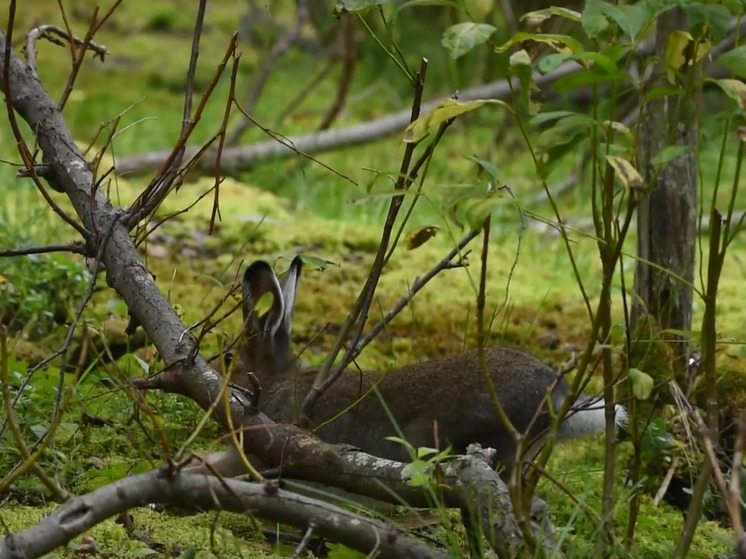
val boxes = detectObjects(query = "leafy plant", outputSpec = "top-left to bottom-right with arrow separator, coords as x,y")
0,245 -> 90,338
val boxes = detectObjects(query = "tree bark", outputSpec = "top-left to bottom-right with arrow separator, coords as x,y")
634,8 -> 699,376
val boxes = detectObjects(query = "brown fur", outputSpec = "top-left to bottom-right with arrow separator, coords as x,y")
226,257 -> 598,476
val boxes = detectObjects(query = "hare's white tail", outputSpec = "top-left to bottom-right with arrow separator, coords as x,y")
558,397 -> 628,440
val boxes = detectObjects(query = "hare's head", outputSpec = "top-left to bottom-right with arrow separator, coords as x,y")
238,256 -> 302,380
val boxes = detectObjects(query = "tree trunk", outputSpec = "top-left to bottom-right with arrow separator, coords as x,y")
634,7 -> 699,378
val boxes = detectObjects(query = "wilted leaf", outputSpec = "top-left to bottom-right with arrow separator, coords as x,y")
521,7 -> 582,27
442,22 -> 496,59
628,367 -> 654,400
495,32 -> 585,56
605,155 -> 644,190
335,0 -> 390,14
406,226 -> 440,249
404,98 -> 509,143
666,31 -> 710,82
711,78 -> 746,109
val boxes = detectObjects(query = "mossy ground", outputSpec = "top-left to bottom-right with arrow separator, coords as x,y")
0,1 -> 744,557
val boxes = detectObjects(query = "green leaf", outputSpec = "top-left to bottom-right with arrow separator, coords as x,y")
651,145 -> 693,171
335,0 -> 390,13
403,98 -> 509,143
711,78 -> 746,109
534,113 -> 594,151
464,154 -> 500,182
521,6 -> 582,26
628,368 -> 654,400
442,22 -> 496,59
416,446 -> 440,459
402,460 -> 431,487
581,0 -> 610,38
552,66 -> 625,91
537,52 -> 572,74
298,255 -> 336,271
718,46 -> 746,80
601,1 -> 655,41
684,2 -> 732,42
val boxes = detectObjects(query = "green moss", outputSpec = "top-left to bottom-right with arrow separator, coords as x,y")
547,439 -> 732,558
0,505 -> 281,558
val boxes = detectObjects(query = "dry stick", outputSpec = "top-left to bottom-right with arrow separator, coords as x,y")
475,215 -> 535,554
129,0 -> 209,227
115,21 -> 746,177
210,48 -> 242,234
114,56 -> 587,177
353,229 -> 479,356
125,28 -> 236,230
730,414 -> 746,558
0,213 -> 118,453
3,8 -> 88,236
333,119 -> 452,376
291,522 -> 316,559
58,2 -> 121,110
674,207 -> 723,559
597,152 -> 618,552
0,243 -> 85,257
134,162 -> 219,247
317,15 -> 357,131
230,101 -> 357,184
23,24 -> 106,78
48,214 -> 121,426
227,0 -> 309,146
276,57 -> 336,125
0,471 -> 449,559
301,58 -> 428,416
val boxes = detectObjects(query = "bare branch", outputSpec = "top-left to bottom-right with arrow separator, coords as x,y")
0,243 -> 86,257
227,0 -> 309,145
317,15 -> 357,131
24,24 -> 107,77
115,57 -> 587,177
126,32 -> 238,230
0,469 -> 448,559
352,229 -> 478,360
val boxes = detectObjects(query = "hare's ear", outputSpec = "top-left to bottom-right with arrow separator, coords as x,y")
278,256 -> 302,336
242,260 -> 284,337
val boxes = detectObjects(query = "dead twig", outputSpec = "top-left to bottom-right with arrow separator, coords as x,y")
352,229 -> 478,358
227,0 -> 309,145
209,45 -> 242,233
317,15 -> 357,131
126,28 -> 237,230
24,23 -> 107,78
302,58 -> 428,416
0,243 -> 86,257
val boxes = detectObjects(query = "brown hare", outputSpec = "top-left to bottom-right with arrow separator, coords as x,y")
210,256 -> 626,477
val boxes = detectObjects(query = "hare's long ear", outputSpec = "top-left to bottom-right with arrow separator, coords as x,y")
242,260 -> 284,337
278,256 -> 302,337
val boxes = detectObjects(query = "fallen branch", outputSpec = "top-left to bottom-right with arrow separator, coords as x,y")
114,58 -> 586,177
0,469 -> 447,559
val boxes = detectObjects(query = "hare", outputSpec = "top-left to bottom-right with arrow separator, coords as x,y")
211,256 -> 626,477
